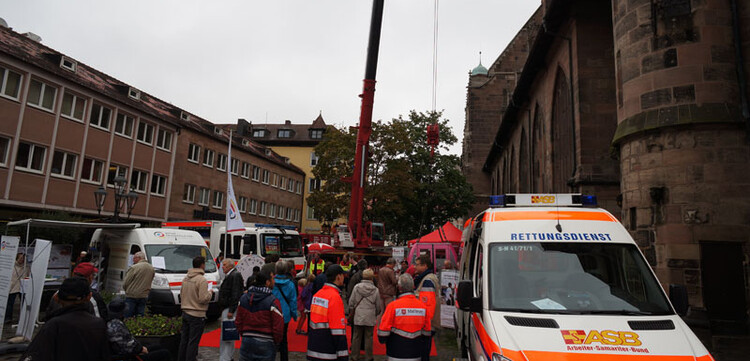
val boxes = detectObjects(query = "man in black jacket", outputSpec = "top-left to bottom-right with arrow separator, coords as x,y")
218,259 -> 244,361
21,277 -> 110,361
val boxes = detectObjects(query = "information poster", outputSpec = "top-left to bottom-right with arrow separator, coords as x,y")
19,244 -> 72,285
264,236 -> 279,254
392,247 -> 406,261
439,269 -> 459,328
0,236 -> 20,338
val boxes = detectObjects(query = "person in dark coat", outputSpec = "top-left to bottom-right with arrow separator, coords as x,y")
235,269 -> 284,361
346,259 -> 368,297
106,299 -> 171,361
21,277 -> 110,361
219,259 -> 245,361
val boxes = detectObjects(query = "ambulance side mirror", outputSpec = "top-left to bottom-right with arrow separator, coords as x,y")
669,284 -> 689,316
457,280 -> 482,313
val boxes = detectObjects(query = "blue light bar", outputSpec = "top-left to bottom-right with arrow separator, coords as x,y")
489,195 -> 506,207
580,195 -> 597,206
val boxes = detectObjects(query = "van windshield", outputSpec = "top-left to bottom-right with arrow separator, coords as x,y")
488,242 -> 672,315
262,234 -> 303,257
145,245 -> 217,273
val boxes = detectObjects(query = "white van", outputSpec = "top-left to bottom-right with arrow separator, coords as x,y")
455,194 -> 714,361
90,228 -> 221,317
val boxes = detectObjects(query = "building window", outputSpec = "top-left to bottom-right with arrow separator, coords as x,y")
115,113 -> 135,138
262,169 -> 270,184
188,143 -> 201,163
272,173 -> 278,188
231,158 -> 239,175
130,170 -> 149,193
307,205 -> 316,220
107,164 -> 129,186
252,165 -> 260,181
294,209 -> 300,222
287,179 -> 294,192
309,178 -> 320,192
280,176 -> 286,189
27,79 -> 57,111
150,174 -> 166,196
310,152 -> 319,166
203,149 -> 215,167
296,182 -> 302,194
277,129 -> 292,138
252,129 -> 266,138
198,188 -> 210,206
278,206 -> 285,220
212,191 -> 224,209
249,199 -> 257,214
81,158 -> 104,183
15,142 -> 46,173
259,201 -> 267,216
241,162 -> 250,179
136,121 -> 154,145
0,137 -> 10,167
156,129 -> 172,151
50,150 -> 77,178
286,208 -> 293,221
217,153 -> 227,171
268,204 -> 276,219
238,196 -> 247,213
89,103 -> 112,130
0,66 -> 22,100
310,129 -> 323,139
183,184 -> 195,203
60,91 -> 87,121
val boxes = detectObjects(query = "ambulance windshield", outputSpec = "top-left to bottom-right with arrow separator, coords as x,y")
488,242 -> 672,315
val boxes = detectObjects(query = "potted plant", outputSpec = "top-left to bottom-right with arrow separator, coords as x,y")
125,313 -> 182,360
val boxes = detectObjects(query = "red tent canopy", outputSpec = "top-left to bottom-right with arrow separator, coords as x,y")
407,222 -> 463,246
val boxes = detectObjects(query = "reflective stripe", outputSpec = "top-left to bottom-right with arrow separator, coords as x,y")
387,357 -> 421,361
392,328 -> 423,339
331,328 -> 346,335
310,321 -> 330,329
271,306 -> 283,317
377,329 -> 390,337
90,298 -> 100,318
336,350 -> 349,357
307,350 -> 338,360
421,330 -> 432,336
419,287 -> 435,292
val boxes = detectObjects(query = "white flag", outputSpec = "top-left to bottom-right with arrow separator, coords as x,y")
226,130 -> 245,232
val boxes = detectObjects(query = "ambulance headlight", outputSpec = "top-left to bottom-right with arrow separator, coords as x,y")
492,353 -> 513,361
152,274 -> 169,289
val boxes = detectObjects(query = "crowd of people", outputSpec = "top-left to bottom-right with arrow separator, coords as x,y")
12,250 -> 444,361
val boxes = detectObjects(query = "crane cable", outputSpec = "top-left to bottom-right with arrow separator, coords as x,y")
431,0 -> 439,111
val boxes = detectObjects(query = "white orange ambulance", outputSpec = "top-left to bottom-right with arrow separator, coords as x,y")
455,194 -> 714,361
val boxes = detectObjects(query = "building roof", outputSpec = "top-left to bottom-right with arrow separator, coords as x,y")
0,25 -> 303,175
470,61 -> 489,76
246,113 -> 330,147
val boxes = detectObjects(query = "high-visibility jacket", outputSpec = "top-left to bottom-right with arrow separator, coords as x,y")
377,293 -> 431,361
309,260 -> 326,276
339,261 -> 351,273
307,283 -> 348,361
416,270 -> 441,331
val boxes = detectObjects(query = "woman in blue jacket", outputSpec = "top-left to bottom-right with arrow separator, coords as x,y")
272,260 -> 297,361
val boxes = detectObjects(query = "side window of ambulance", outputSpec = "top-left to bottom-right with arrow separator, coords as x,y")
219,234 -> 227,255
243,234 -> 257,255
232,235 -> 243,259
474,244 -> 484,297
130,245 -> 141,255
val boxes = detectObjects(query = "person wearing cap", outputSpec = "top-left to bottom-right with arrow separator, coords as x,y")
377,274 -> 431,361
178,256 -> 213,361
307,264 -> 348,361
20,277 -> 110,361
106,298 -> 171,361
123,251 -> 155,318
348,268 -> 382,361
46,262 -> 108,320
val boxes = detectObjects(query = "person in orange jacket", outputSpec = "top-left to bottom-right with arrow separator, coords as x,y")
307,265 -> 348,361
377,274 -> 431,361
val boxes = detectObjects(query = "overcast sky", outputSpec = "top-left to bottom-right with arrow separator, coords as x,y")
3,0 -> 539,155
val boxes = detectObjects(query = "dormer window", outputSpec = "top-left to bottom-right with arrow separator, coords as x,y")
310,129 -> 324,139
278,129 -> 292,138
180,111 -> 190,121
60,57 -> 76,72
264,149 -> 272,156
214,127 -> 223,135
252,129 -> 266,138
242,139 -> 251,146
128,87 -> 140,100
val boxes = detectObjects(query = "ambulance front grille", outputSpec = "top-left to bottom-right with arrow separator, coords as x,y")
627,320 -> 675,330
504,316 -> 559,329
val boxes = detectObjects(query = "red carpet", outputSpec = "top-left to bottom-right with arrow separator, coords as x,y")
200,319 -> 437,356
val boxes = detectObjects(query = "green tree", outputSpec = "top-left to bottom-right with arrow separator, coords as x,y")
308,110 -> 474,244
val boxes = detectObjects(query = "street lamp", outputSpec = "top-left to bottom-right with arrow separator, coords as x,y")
93,175 -> 139,222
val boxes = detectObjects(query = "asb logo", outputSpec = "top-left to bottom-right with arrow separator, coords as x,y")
531,195 -> 556,204
228,199 -> 238,219
561,330 -> 642,346
153,232 -> 165,238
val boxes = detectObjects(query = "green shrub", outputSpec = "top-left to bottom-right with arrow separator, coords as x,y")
124,314 -> 182,336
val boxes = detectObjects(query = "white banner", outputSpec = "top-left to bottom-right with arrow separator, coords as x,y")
392,247 -> 405,261
17,239 -> 51,341
0,236 -> 20,338
226,130 -> 245,232
439,269 -> 459,328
